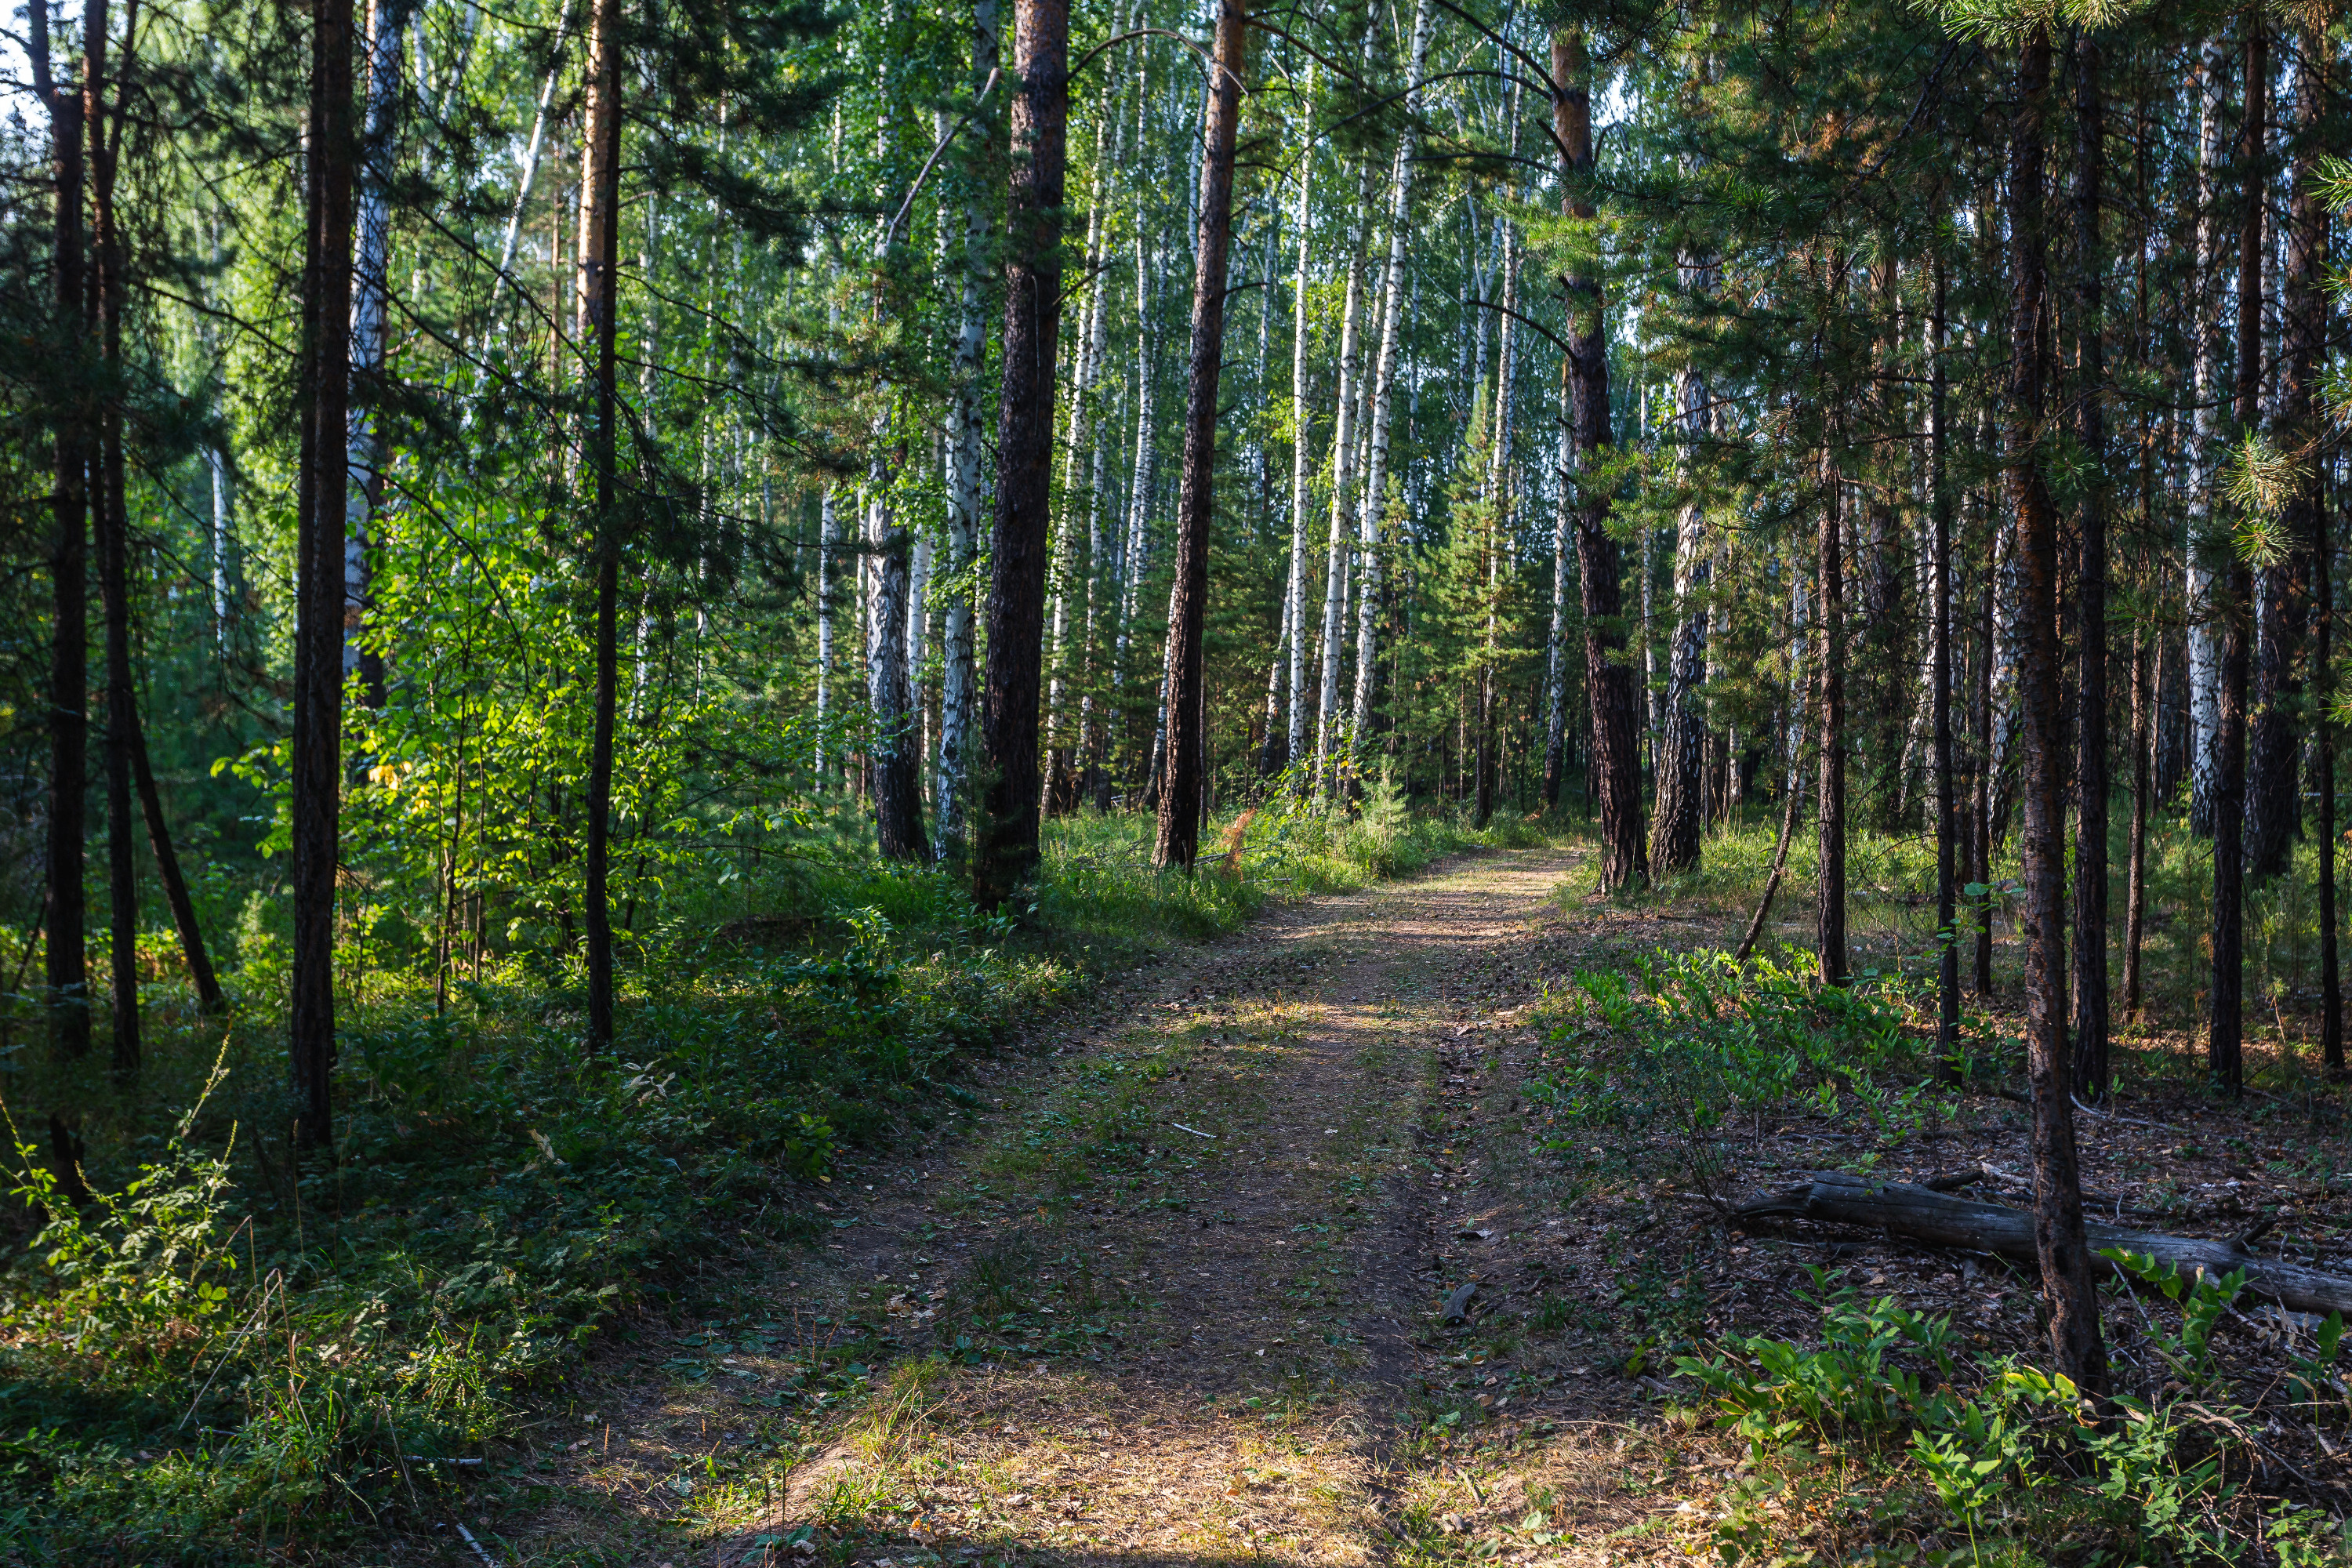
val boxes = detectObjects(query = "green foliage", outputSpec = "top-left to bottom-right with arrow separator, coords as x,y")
1530,948 -> 1939,1157
2100,1250 -> 2246,1391
1677,1272 -> 1959,1455
1679,1281 -> 2245,1565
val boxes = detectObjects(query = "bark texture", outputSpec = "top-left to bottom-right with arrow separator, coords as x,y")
1736,1174 -> 2352,1318
977,0 -> 1068,907
2211,20 -> 2263,1098
2071,34 -> 2108,1102
1555,27 -> 1645,890
579,0 -> 622,1047
292,0 -> 357,1142
2009,33 -> 2107,1394
1152,0 -> 1244,870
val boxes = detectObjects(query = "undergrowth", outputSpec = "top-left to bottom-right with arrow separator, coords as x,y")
0,799 -> 1552,1563
1678,1268 -> 2350,1567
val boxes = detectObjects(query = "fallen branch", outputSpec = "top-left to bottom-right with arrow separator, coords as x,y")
1732,1172 -> 2352,1317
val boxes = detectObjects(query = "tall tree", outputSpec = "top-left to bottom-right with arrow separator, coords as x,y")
346,0 -> 401,710
1555,24 -> 1645,890
867,441 -> 930,860
1931,241 -> 1958,1079
88,0 -> 135,1073
2070,30 -> 2109,1103
28,0 -> 90,1063
2281,20 -> 2336,1073
2210,15 -> 2263,1098
2009,27 -> 2106,1396
976,0 -> 1068,908
935,0 -> 999,859
1352,0 -> 1432,760
2187,49 -> 2227,837
1817,435 -> 1847,986
290,0 -> 358,1142
579,0 -> 622,1047
1153,0 -> 1247,870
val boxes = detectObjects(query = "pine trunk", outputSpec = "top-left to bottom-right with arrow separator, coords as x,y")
89,5 -> 136,1073
579,0 -> 622,1047
976,0 -> 1068,906
33,5 -> 90,1063
1152,0 -> 1245,871
2211,20 -> 2263,1097
2071,32 -> 2109,1102
1555,27 -> 1645,889
1931,248 -> 1958,1078
292,0 -> 357,1142
1817,437 -> 1846,985
2010,31 -> 2107,1396
2286,26 -> 2337,1071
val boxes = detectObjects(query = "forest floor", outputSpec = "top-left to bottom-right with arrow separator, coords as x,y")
458,841 -> 2352,1568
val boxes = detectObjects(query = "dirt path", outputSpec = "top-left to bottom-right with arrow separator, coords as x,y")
501,843 -> 1704,1568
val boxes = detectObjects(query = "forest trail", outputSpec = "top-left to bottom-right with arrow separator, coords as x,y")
522,842 -> 1687,1568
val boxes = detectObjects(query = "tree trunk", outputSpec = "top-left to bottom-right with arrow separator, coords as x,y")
88,2 -> 136,1073
31,2 -> 90,1063
1352,0 -> 1431,763
2009,31 -> 2107,1396
1931,246 -> 1958,1080
1283,67 -> 1316,788
935,1 -> 995,855
345,0 -> 400,710
2285,24 -> 2336,1073
2070,31 -> 2109,1103
1044,114 -> 1112,818
977,0 -> 1067,906
2212,19 -> 2263,1098
1651,339 -> 1712,876
1817,438 -> 1846,986
868,445 -> 931,860
1974,453 -> 1998,996
1555,26 -> 1646,890
129,714 -> 224,1012
1477,198 -> 1519,830
1737,713 -> 1806,965
1543,358 -> 1573,810
1315,169 -> 1371,797
2125,618 -> 2149,1019
2187,50 -> 2228,838
579,0 -> 622,1047
1734,1174 -> 2352,1319
291,0 -> 356,1145
1152,0 -> 1244,871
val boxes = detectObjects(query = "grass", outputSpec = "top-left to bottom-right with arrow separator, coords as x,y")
0,793 -> 1548,1563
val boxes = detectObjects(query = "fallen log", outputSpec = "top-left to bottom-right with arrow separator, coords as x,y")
1733,1172 -> 2352,1318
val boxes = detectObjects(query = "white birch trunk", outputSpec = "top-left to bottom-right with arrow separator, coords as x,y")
817,488 -> 839,780
1314,169 -> 1374,796
345,0 -> 402,692
1283,66 -> 1318,784
934,0 -> 997,853
1349,0 -> 1432,760
1545,365 -> 1574,792
2186,48 -> 2227,836
472,0 -> 575,394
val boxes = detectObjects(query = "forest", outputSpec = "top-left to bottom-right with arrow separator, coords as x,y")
2,0 -> 2352,1559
